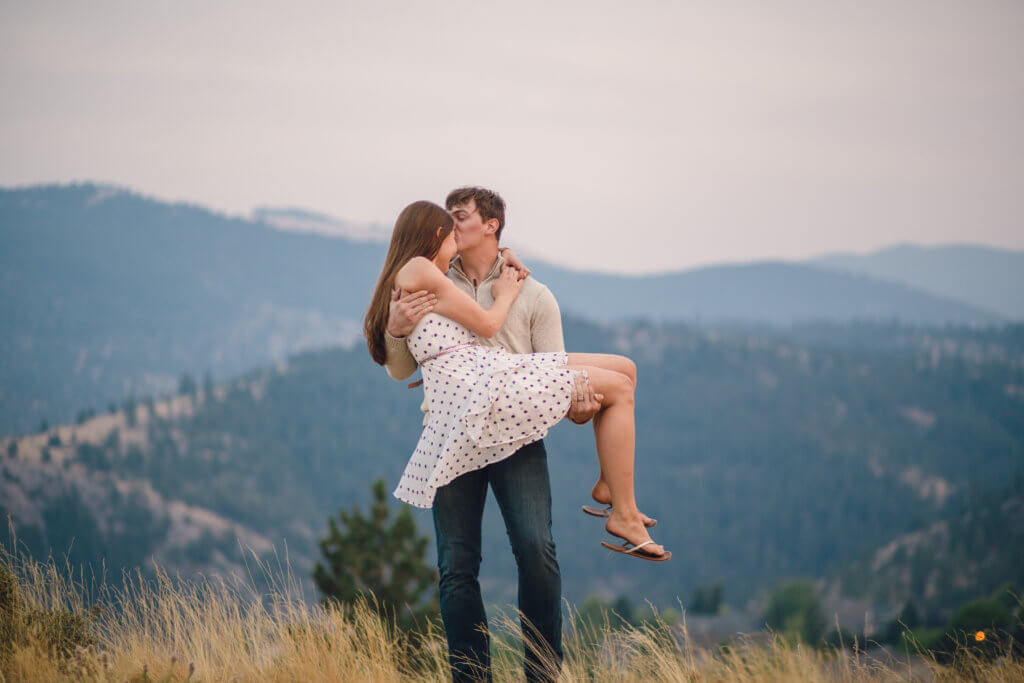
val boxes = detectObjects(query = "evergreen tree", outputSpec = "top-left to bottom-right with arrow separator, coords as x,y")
882,600 -> 921,644
612,595 -> 635,626
312,479 -> 438,631
123,396 -> 136,427
763,578 -> 826,646
690,580 -> 724,614
178,372 -> 197,396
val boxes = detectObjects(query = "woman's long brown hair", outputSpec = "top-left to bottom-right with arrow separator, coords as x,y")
364,201 -> 454,365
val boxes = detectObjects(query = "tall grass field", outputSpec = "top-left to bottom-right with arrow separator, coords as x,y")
2,539 -> 1022,682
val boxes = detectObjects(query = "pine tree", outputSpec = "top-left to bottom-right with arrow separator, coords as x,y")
123,396 -> 137,427
690,579 -> 724,614
312,479 -> 438,631
178,372 -> 197,396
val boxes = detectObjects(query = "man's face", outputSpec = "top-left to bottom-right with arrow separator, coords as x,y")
448,199 -> 492,253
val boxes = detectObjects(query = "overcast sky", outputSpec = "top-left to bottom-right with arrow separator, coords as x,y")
2,1 -> 1021,273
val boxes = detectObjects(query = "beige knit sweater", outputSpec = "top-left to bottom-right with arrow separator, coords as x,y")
383,252 -> 566,424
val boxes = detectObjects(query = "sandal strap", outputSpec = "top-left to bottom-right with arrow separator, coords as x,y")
625,540 -> 653,554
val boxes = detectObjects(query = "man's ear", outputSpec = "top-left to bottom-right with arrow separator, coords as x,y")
484,218 -> 499,236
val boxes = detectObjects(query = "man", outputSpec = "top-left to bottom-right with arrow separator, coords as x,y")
383,186 -> 601,682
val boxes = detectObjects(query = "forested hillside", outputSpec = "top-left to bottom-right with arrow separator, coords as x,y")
0,184 -> 383,436
840,473 -> 1024,619
3,317 -> 1021,613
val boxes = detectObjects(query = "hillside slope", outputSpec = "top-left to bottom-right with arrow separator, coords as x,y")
3,317 -> 1021,610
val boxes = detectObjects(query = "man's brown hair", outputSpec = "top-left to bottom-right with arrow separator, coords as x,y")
446,186 -> 506,242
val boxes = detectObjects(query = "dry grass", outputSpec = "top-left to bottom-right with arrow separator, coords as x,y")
1,540 -> 1021,682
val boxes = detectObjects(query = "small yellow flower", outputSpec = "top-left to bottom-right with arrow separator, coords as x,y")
975,630 -> 986,642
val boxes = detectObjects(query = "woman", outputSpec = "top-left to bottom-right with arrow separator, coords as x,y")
365,201 -> 669,561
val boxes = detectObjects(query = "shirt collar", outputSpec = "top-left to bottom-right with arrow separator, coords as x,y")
451,251 -> 505,282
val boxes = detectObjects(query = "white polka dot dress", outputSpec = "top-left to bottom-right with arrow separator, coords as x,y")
393,312 -> 585,508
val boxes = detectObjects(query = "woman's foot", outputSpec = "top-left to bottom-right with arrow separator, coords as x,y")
592,479 -> 656,527
604,512 -> 666,557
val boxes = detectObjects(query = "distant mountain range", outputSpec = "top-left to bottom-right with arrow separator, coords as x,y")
1,184 -> 381,436
524,259 -> 1000,326
0,182 -> 1016,435
813,244 -> 1024,320
251,206 -> 391,242
251,203 -> 1023,323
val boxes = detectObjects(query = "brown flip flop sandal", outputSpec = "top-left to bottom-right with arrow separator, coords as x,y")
582,504 -> 613,517
582,505 -> 657,528
601,540 -> 671,562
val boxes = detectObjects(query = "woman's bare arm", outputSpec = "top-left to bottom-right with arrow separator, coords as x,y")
395,257 -> 519,338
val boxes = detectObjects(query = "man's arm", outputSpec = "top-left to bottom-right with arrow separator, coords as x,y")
382,287 -> 434,381
383,330 -> 418,380
498,246 -> 531,279
529,285 -> 565,353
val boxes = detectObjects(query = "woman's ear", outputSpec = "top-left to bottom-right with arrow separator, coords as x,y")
436,225 -> 444,238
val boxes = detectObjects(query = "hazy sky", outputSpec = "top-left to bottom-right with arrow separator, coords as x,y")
2,1 -> 1022,273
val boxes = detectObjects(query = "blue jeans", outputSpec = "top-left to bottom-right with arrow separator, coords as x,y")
432,439 -> 563,682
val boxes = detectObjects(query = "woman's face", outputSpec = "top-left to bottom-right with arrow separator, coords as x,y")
436,227 -> 458,271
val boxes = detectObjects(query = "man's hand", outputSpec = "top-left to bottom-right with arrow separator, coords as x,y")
387,287 -> 436,338
567,371 -> 602,424
499,247 -> 531,281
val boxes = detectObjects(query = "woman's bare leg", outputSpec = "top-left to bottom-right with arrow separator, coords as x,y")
565,355 -> 664,556
568,352 -> 637,388
567,354 -> 654,526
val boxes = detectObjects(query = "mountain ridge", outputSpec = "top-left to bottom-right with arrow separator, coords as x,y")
0,182 -> 1010,437
812,243 -> 1024,319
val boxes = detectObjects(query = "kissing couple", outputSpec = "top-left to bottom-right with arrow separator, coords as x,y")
364,187 -> 669,682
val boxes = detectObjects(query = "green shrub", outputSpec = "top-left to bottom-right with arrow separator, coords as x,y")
894,627 -> 946,655
820,625 -> 858,652
0,563 -> 97,671
762,578 -> 825,646
0,565 -> 21,667
24,607 -> 97,659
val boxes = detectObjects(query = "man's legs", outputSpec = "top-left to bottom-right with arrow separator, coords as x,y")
433,467 -> 491,682
489,439 -> 563,682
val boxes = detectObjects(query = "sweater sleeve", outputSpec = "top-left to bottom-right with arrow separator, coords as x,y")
383,330 -> 419,381
530,284 -> 566,353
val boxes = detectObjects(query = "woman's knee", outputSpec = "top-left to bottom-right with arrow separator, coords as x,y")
602,369 -> 635,404
601,354 -> 636,389
619,356 -> 637,389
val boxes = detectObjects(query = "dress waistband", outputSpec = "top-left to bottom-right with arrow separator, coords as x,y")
420,341 -> 480,363
407,341 -> 480,389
